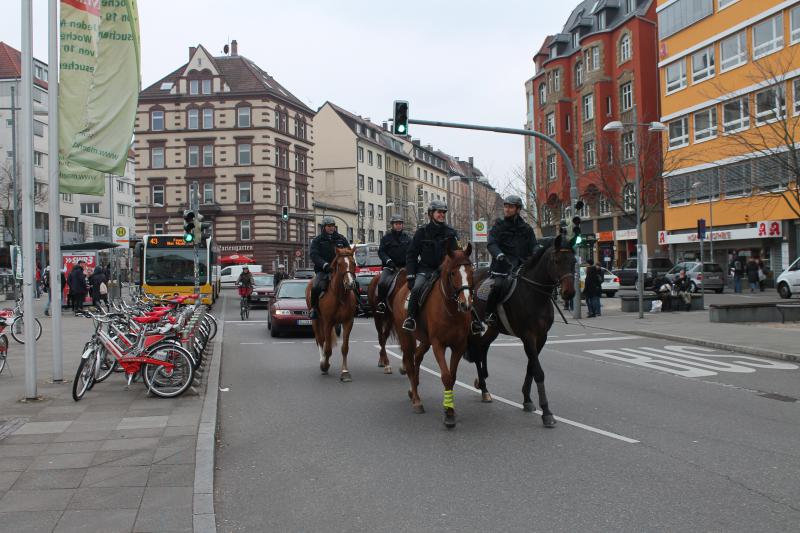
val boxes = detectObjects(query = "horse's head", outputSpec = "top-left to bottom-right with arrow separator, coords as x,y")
548,234 -> 576,301
443,241 -> 474,313
332,247 -> 357,291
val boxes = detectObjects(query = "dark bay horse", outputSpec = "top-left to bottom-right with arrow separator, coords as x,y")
467,234 -> 576,427
305,247 -> 358,382
367,267 -> 407,375
391,243 -> 474,428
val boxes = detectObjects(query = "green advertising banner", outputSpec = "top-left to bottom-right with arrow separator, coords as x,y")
59,0 -> 140,195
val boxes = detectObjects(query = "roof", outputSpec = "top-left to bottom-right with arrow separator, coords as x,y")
0,42 -> 48,89
324,101 -> 392,150
140,45 -> 313,114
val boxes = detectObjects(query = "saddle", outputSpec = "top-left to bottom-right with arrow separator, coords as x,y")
404,270 -> 439,310
477,270 -> 519,306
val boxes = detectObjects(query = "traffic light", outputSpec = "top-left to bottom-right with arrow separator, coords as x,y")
281,205 -> 289,221
193,212 -> 204,243
183,210 -> 196,243
200,221 -> 212,241
571,216 -> 583,246
393,100 -> 409,135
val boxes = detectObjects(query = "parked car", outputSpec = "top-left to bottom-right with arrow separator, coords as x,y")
355,272 -> 376,315
776,257 -> 800,299
579,266 -> 620,297
665,262 -> 725,293
267,280 -> 313,337
612,257 -> 674,288
293,268 -> 314,280
220,264 -> 262,288
248,273 -> 274,308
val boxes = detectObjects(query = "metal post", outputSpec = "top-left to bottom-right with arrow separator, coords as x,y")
9,86 -> 20,303
191,183 -> 199,294
633,106 -> 644,320
699,235 -> 705,308
48,0 -> 62,382
467,176 -> 477,265
709,177 -> 714,264
21,0 -> 38,398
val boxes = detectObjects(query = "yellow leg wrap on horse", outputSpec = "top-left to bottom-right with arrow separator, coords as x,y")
443,390 -> 455,409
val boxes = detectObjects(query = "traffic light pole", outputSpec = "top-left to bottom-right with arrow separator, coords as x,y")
190,186 -> 200,295
406,118 -> 582,318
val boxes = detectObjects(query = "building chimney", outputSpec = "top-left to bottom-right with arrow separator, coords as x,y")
468,156 -> 474,167
189,46 -> 196,59
231,40 -> 238,56
382,122 -> 388,131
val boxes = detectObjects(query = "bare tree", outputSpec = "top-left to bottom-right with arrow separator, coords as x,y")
0,160 -> 49,243
499,165 -> 548,234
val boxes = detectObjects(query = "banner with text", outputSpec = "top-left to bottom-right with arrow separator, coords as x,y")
59,0 -> 140,195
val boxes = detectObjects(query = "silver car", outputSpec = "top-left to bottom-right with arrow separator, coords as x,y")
665,262 -> 725,293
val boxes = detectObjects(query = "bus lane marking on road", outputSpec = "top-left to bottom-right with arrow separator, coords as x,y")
584,345 -> 798,378
382,348 -> 639,444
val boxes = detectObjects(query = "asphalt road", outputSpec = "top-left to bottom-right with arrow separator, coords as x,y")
214,292 -> 800,533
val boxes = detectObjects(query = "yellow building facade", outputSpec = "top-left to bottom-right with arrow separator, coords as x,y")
658,0 -> 800,276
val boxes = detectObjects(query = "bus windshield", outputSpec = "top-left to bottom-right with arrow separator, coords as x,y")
145,248 -> 208,285
354,245 -> 382,267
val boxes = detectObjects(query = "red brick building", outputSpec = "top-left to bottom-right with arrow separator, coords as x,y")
529,0 -> 663,268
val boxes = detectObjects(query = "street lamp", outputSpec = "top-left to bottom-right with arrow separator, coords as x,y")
603,112 -> 666,319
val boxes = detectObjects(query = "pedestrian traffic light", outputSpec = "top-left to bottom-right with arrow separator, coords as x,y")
393,100 -> 409,135
697,218 -> 706,240
281,205 -> 289,221
193,212 -> 204,243
183,210 -> 196,243
201,221 -> 212,241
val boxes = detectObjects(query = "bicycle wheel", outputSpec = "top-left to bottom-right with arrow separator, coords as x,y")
10,316 -> 43,344
0,334 -> 7,375
201,313 -> 218,340
93,345 -> 117,383
72,349 -> 97,401
142,345 -> 195,398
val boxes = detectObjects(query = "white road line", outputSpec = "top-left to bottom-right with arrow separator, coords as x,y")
224,321 -> 268,325
565,334 -> 586,337
239,342 -> 264,345
383,348 -> 639,444
383,336 -> 638,350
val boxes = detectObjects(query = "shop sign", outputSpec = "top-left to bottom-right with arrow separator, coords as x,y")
597,231 -> 614,242
658,221 -> 783,245
615,229 -> 638,240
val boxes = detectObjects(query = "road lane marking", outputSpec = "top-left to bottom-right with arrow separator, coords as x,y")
224,321 -> 268,325
239,342 -> 264,345
383,348 -> 639,444
383,336 -> 638,350
565,334 -> 586,337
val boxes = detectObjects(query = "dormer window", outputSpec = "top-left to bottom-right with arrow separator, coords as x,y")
550,47 -> 557,59
189,79 -> 199,95
598,11 -> 606,30
202,79 -> 212,94
573,32 -> 580,48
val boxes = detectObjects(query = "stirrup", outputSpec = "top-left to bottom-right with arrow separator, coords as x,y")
485,313 -> 497,327
402,318 -> 416,331
471,320 -> 485,335
375,302 -> 387,314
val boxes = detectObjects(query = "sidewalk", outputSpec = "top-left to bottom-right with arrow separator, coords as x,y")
0,298 -> 222,533
565,294 -> 800,362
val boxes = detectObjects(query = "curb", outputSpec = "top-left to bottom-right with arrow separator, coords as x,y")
193,308 -> 224,533
582,323 -> 799,363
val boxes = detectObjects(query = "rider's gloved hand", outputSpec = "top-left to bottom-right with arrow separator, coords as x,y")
406,275 -> 415,289
385,259 -> 394,269
323,263 -> 332,273
496,253 -> 507,264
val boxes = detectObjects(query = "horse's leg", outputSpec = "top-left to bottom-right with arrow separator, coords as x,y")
339,318 -> 354,382
378,318 -> 392,374
409,341 -> 428,413
532,354 -> 555,427
314,320 -> 329,375
321,320 -> 334,374
520,335 -> 539,411
430,341 -> 456,428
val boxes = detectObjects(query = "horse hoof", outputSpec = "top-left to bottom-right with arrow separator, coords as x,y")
522,402 -> 535,412
413,404 -> 425,414
383,365 -> 393,374
542,414 -> 557,427
378,362 -> 385,368
443,410 -> 456,428
481,392 -> 493,403
340,372 -> 352,382
399,366 -> 407,376
321,370 -> 328,375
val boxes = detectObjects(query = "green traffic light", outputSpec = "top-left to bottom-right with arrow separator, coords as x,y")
397,124 -> 406,134
184,233 -> 194,243
575,235 -> 583,245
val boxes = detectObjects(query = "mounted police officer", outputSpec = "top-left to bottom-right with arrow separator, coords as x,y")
309,216 -> 351,320
375,214 -> 411,314
403,200 -> 464,332
484,195 -> 538,326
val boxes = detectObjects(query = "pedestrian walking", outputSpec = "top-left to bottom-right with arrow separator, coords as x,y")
757,259 -> 768,292
35,263 -> 42,299
67,261 -> 88,314
88,267 -> 109,310
745,257 -> 760,293
730,254 -> 745,293
584,260 -> 603,317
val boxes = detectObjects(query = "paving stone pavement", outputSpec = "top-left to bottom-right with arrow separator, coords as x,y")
0,298 -> 220,532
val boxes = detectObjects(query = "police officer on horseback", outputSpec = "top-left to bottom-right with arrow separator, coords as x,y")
375,214 -> 411,315
309,216 -> 351,320
404,200 -> 470,332
484,195 -> 538,326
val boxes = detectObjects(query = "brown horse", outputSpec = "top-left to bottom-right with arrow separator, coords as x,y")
305,247 -> 358,381
367,267 -> 406,374
391,243 -> 474,428
466,234 -> 576,427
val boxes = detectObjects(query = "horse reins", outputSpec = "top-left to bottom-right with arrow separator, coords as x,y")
516,247 -> 576,324
439,263 -> 471,317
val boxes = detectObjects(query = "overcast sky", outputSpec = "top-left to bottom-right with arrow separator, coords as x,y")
2,0 -> 576,192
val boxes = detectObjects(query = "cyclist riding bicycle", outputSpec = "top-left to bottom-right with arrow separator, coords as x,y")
237,266 -> 254,299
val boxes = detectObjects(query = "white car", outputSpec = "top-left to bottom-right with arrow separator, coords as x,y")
580,266 -> 620,297
776,257 -> 800,299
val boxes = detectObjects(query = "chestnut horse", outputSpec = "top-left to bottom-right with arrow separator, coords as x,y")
466,234 -> 576,427
391,243 -> 474,428
367,268 -> 406,375
305,247 -> 358,381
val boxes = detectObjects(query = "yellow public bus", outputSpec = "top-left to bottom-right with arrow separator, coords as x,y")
133,234 -> 219,306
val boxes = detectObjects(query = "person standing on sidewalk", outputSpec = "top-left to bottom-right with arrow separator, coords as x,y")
88,267 -> 109,310
584,259 -> 603,318
67,261 -> 88,314
730,254 -> 744,293
746,257 -> 760,293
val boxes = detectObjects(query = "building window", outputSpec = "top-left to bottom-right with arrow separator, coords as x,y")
187,108 -> 199,129
753,13 -> 784,59
378,205 -> 384,220
238,182 -> 252,204
791,5 -> 800,44
620,82 -> 633,111
202,108 -> 213,129
599,195 -> 612,215
275,144 -> 289,169
203,145 -> 214,166
295,117 -> 306,139
153,223 -> 165,235
203,183 -> 214,204
237,143 -> 252,165
93,225 -> 109,238
584,140 -> 596,169
665,60 -> 687,94
376,154 -> 382,169
583,93 -> 594,121
590,47 -> 599,71
237,106 -> 251,128
718,0 -> 736,8
620,34 -> 632,62
691,46 -> 715,83
202,79 -> 212,95
572,32 -> 580,48
368,150 -> 373,166
547,154 -> 557,180
597,11 -> 606,30
296,187 -> 307,209
358,201 -> 365,216
723,160 -> 752,197
755,85 -> 786,124
368,203 -> 374,218
546,113 -> 555,136
538,82 -> 546,105
553,70 -> 561,91
623,184 -> 636,213
151,147 -> 164,169
81,202 -> 100,215
276,182 -> 289,206
358,147 -> 364,162
188,145 -> 199,167
693,107 -> 718,142
240,220 -> 251,240
61,192 -> 73,203
358,174 -> 364,190
368,177 -> 374,193
565,114 -> 571,132
189,79 -> 199,95
624,0 -> 634,12
33,151 -> 44,167
276,109 -> 288,132
723,96 -> 750,132
622,131 -> 635,160
294,151 -> 307,174
117,203 -> 125,216
720,31 -> 747,72
658,0 -> 713,40
151,110 -> 164,131
377,179 -> 384,196
575,61 -> 583,86
152,185 -> 164,206
668,117 -> 689,148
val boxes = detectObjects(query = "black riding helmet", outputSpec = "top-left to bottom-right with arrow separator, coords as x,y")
390,214 -> 404,224
427,199 -> 448,214
503,195 -> 523,209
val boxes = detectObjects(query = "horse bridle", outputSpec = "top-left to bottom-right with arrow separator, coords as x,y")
331,256 -> 356,292
439,261 -> 472,310
518,247 -> 575,297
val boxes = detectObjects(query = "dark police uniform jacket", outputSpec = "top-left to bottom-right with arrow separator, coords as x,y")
406,222 -> 459,276
310,231 -> 351,273
378,230 -> 411,267
487,216 -> 537,271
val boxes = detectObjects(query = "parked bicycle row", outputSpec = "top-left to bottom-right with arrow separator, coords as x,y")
72,288 -> 218,401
